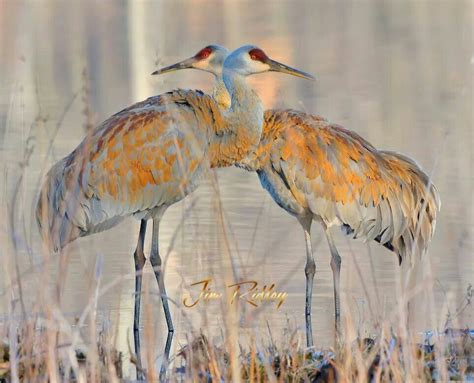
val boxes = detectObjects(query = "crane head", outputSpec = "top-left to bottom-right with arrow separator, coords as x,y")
152,45 -> 229,77
223,45 -> 315,81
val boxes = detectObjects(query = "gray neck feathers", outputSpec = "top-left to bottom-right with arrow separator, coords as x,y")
222,70 -> 264,147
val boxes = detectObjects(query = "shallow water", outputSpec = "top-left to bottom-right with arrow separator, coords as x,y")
0,0 -> 472,378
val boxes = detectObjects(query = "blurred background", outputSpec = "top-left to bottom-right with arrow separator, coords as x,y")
0,0 -> 472,378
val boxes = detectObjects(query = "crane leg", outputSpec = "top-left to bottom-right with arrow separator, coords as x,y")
133,219 -> 147,381
401,256 -> 419,332
149,217 -> 174,381
300,217 -> 315,348
325,229 -> 342,338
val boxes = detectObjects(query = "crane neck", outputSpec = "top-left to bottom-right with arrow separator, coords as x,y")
222,70 -> 262,114
211,77 -> 231,109
224,72 -> 264,130
207,70 -> 264,168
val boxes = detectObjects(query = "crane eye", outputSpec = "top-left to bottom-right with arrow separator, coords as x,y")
195,47 -> 212,60
248,48 -> 269,63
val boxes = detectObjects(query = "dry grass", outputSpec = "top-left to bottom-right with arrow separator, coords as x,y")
175,327 -> 473,382
0,319 -> 472,381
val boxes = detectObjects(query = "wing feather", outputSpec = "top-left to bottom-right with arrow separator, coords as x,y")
258,110 -> 440,263
36,89 -> 218,250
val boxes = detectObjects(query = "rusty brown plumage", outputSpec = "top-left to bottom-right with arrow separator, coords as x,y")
242,109 -> 440,263
36,89 -> 260,251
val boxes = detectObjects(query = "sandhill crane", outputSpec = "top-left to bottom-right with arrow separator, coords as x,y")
154,46 -> 441,348
36,44 -> 314,379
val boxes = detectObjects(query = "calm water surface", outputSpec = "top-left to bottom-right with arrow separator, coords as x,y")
0,1 -> 472,377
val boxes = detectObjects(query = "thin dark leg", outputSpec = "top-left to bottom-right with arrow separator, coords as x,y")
300,217 -> 315,348
149,217 -> 174,381
134,219 -> 147,381
325,229 -> 342,338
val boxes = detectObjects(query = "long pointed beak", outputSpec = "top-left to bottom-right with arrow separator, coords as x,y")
151,57 -> 196,76
267,59 -> 315,81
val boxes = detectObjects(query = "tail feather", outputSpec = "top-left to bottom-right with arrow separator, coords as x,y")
377,151 -> 440,263
36,156 -> 83,251
37,151 -> 127,252
339,151 -> 440,264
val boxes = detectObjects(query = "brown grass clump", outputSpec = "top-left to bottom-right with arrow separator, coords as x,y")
0,321 -> 122,382
169,326 -> 473,382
